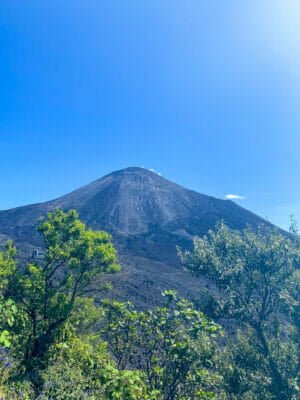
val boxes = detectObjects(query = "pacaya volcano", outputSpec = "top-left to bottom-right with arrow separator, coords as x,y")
0,167 -> 270,307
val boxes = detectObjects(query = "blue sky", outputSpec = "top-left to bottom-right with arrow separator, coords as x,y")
1,1 -> 300,229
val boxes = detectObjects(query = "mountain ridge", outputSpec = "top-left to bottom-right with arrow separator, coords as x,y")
0,167 -> 273,306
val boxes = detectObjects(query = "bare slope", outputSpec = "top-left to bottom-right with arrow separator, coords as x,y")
0,167 -> 270,306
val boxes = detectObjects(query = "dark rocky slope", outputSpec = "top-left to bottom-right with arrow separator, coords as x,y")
0,167 -> 271,306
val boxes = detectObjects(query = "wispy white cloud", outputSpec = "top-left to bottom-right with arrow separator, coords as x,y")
225,194 -> 245,201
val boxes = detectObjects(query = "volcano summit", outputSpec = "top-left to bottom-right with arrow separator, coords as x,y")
0,167 -> 270,306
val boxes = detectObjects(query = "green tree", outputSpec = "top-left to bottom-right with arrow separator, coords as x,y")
0,241 -> 17,347
6,209 -> 120,389
0,242 -> 21,398
179,223 -> 300,400
102,291 -> 224,400
37,295 -> 158,400
39,334 -> 158,400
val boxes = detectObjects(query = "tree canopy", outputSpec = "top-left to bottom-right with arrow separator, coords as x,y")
0,212 -> 299,400
179,223 -> 300,400
3,209 -> 120,391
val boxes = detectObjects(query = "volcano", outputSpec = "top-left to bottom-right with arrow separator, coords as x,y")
0,167 -> 270,306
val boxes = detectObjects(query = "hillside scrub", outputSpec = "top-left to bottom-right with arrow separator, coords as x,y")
101,291 -> 224,399
0,210 -> 299,399
0,210 -> 223,399
179,222 -> 300,400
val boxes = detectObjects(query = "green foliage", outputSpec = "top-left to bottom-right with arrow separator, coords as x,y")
0,242 -> 17,347
179,222 -> 300,400
38,335 -> 155,400
3,210 -> 298,399
4,209 -> 120,389
102,291 -> 224,399
0,210 -> 162,399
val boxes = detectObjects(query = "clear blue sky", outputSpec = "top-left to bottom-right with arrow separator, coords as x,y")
1,1 -> 300,229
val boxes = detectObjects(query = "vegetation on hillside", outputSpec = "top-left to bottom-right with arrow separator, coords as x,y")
0,210 -> 299,399
179,222 -> 300,399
